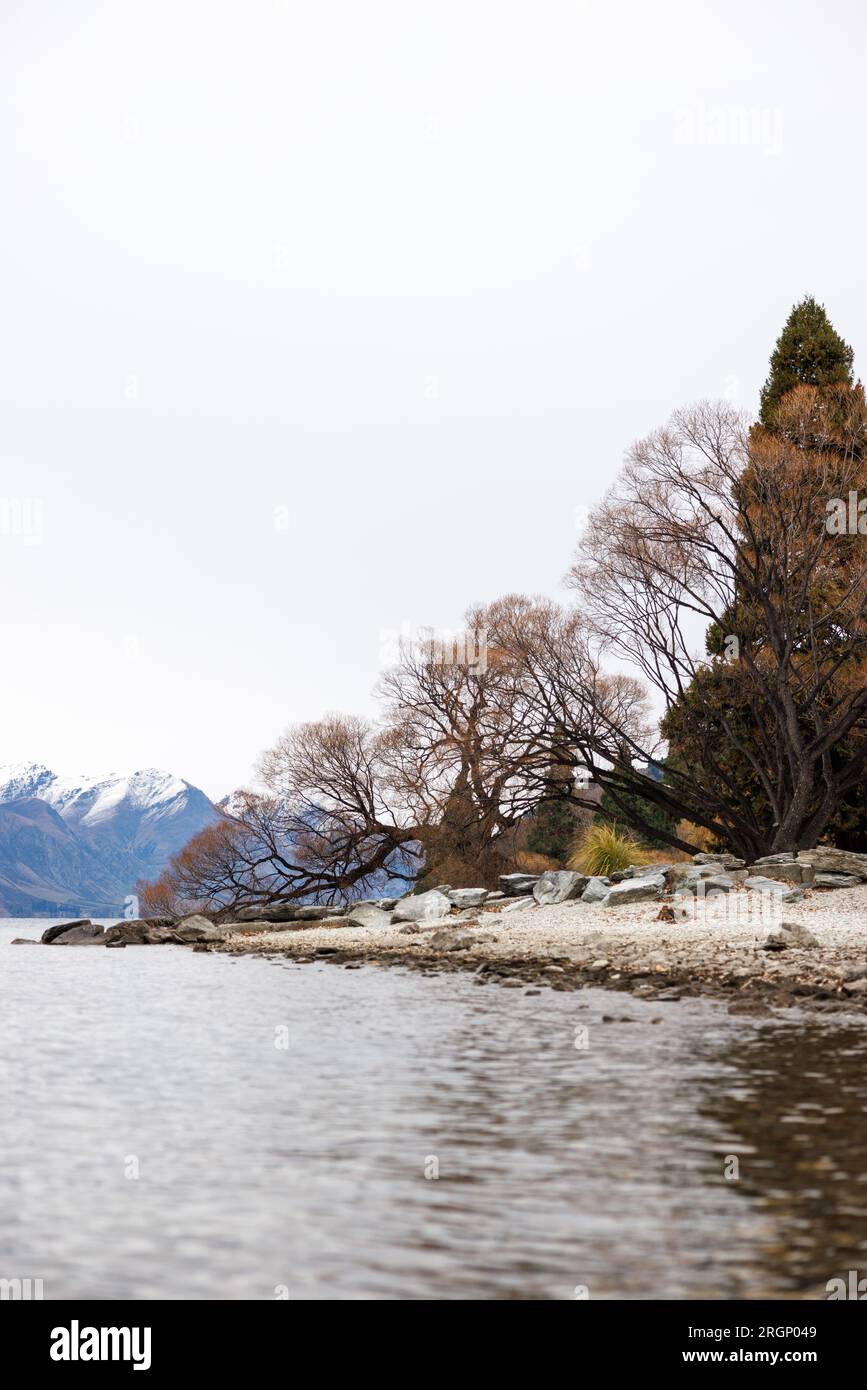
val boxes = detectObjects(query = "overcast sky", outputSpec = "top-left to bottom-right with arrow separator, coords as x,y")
1,0 -> 865,800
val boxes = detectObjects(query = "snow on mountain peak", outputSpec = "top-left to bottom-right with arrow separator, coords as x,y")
0,762 -> 221,914
0,763 -> 199,818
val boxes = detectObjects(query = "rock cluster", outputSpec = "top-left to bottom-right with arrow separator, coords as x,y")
19,845 -> 867,953
28,915 -> 227,947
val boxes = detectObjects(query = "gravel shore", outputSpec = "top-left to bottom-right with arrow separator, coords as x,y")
216,884 -> 867,1015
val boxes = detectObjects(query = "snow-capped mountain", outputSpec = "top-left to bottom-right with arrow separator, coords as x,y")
0,763 -> 220,916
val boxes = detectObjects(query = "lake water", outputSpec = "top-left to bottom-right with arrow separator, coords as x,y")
2,919 -> 867,1300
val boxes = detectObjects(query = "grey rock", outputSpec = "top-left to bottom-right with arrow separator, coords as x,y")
634,862 -> 676,877
783,887 -> 806,904
429,928 -> 475,951
750,859 -> 800,882
236,904 -> 297,922
104,920 -> 177,945
398,924 -> 421,935
580,877 -> 611,904
606,874 -> 666,906
172,914 -> 227,943
749,858 -> 815,885
693,853 -> 745,869
41,919 -> 93,944
11,937 -> 39,944
498,873 -> 540,896
344,904 -> 394,930
797,848 -> 867,881
745,874 -> 803,902
814,872 -> 862,890
761,921 -> 820,951
743,875 -> 773,892
533,870 -> 588,905
392,890 -> 452,922
51,922 -> 106,945
447,888 -> 489,909
678,873 -> 735,895
294,904 -> 345,921
496,895 -> 536,914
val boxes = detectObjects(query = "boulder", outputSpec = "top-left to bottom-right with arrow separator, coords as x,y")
498,873 -> 539,896
677,873 -> 735,895
750,860 -> 800,883
745,875 -> 805,905
745,874 -> 786,892
814,872 -> 862,889
235,904 -> 297,922
429,928 -> 475,951
749,858 -> 815,885
51,923 -> 106,945
606,874 -> 666,906
104,920 -> 175,945
41,919 -> 93,944
798,848 -> 867,881
447,888 -> 489,909
344,904 -> 394,930
627,863 -> 676,879
532,871 -> 588,905
693,853 -> 746,869
782,886 -> 806,904
761,921 -> 820,951
496,896 -> 536,914
104,921 -> 147,945
580,877 -> 610,904
172,914 -> 227,943
392,890 -> 452,922
294,905 -> 345,921
11,938 -> 39,944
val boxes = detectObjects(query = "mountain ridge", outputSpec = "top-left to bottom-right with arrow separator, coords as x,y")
0,763 -> 220,916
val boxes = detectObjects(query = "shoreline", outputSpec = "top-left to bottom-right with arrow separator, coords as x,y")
211,885 -> 867,1018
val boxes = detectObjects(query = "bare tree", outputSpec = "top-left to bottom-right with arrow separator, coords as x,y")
143,608 -> 586,910
565,388 -> 867,856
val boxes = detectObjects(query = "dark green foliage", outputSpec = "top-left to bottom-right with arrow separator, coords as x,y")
759,295 -> 853,428
595,777 -> 678,850
665,296 -> 866,852
526,796 -> 580,863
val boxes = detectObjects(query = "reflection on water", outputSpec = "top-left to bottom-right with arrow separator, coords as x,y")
1,919 -> 866,1299
699,1022 -> 867,1297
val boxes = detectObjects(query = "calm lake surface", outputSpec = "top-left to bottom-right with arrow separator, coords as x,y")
2,918 -> 867,1300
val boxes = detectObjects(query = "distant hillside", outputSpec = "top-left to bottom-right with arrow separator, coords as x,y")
0,763 -> 220,916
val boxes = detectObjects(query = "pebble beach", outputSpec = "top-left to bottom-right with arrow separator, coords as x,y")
216,882 -> 867,1016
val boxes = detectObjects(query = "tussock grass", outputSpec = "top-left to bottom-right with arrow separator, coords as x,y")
568,822 -> 649,877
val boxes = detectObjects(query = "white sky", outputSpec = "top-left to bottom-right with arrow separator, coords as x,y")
1,0 -> 865,801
